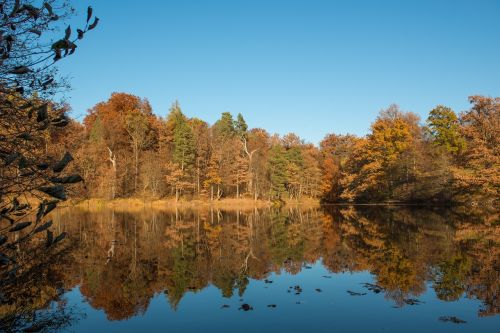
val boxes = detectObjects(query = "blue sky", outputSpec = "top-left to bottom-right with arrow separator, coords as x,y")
58,0 -> 500,144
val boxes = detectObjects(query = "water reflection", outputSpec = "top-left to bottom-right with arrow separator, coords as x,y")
2,205 -> 498,331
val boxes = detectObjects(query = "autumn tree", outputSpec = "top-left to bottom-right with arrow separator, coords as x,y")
125,99 -> 156,192
452,96 -> 499,203
319,134 -> 358,202
427,105 -> 465,155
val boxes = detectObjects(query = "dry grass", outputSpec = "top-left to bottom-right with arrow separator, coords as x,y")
70,197 -> 320,212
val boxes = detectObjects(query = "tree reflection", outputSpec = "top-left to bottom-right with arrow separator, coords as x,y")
2,205 -> 497,326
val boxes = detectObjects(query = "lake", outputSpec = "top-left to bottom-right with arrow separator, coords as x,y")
2,205 -> 498,332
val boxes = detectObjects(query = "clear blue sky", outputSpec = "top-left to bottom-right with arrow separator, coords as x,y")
58,0 -> 500,144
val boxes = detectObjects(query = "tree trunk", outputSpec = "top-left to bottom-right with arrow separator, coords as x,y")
107,147 -> 117,199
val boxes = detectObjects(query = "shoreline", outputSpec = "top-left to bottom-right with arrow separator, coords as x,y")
67,197 -> 321,211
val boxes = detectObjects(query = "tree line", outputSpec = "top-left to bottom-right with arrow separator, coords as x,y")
49,93 -> 498,205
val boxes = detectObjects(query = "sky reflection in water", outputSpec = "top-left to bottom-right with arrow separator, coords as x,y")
12,206 -> 500,332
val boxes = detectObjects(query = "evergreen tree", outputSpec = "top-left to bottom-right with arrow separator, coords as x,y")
213,112 -> 236,139
268,145 -> 288,201
235,113 -> 248,139
165,102 -> 195,172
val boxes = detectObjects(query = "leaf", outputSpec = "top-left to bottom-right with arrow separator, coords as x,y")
37,120 -> 49,130
44,2 -> 53,16
22,4 -> 39,19
29,29 -> 42,36
46,230 -> 53,248
53,48 -> 61,61
53,232 -> 66,245
89,17 -> 99,30
77,29 -> 84,39
50,174 -> 83,184
18,156 -> 29,169
9,66 -> 31,74
36,203 -> 45,222
44,202 -> 58,216
64,25 -> 71,40
11,198 -> 19,211
51,117 -> 69,127
37,162 -> 49,170
9,221 -> 31,232
52,152 -> 73,172
36,103 -> 48,122
0,235 -> 7,246
34,220 -> 52,234
87,6 -> 93,23
4,152 -> 20,166
51,39 -> 68,50
20,170 -> 35,177
17,133 -> 33,140
38,185 -> 67,200
9,0 -> 20,17
0,253 -> 10,266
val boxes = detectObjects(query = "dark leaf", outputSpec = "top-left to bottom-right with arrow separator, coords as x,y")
46,230 -> 53,248
36,103 -> 48,122
9,0 -> 20,17
22,4 -> 39,19
52,39 -> 68,50
28,29 -> 42,36
37,120 -> 49,130
88,17 -> 99,30
0,235 -> 7,246
53,48 -> 61,61
52,152 -> 73,172
53,232 -> 67,245
17,133 -> 33,140
4,152 -> 20,166
9,66 -> 31,74
50,174 -> 83,184
20,170 -> 35,177
77,29 -> 84,39
37,162 -> 49,170
64,25 -> 71,40
11,198 -> 19,211
18,156 -> 29,169
87,6 -> 93,23
44,202 -> 58,216
36,203 -> 45,222
0,253 -> 10,266
34,220 -> 52,234
51,117 -> 69,127
44,2 -> 53,15
43,200 -> 59,216
38,185 -> 66,200
15,204 -> 29,211
9,221 -> 31,232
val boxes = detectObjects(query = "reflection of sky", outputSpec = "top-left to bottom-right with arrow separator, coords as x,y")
64,261 -> 499,333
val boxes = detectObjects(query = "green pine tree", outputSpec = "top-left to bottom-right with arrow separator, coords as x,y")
268,145 -> 288,201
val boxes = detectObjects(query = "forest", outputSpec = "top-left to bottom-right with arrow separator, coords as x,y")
43,93 -> 498,205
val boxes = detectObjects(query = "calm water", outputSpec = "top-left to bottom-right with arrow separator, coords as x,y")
3,206 -> 499,332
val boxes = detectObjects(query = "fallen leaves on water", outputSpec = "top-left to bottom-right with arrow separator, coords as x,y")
438,316 -> 467,324
239,304 -> 253,311
347,290 -> 366,296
